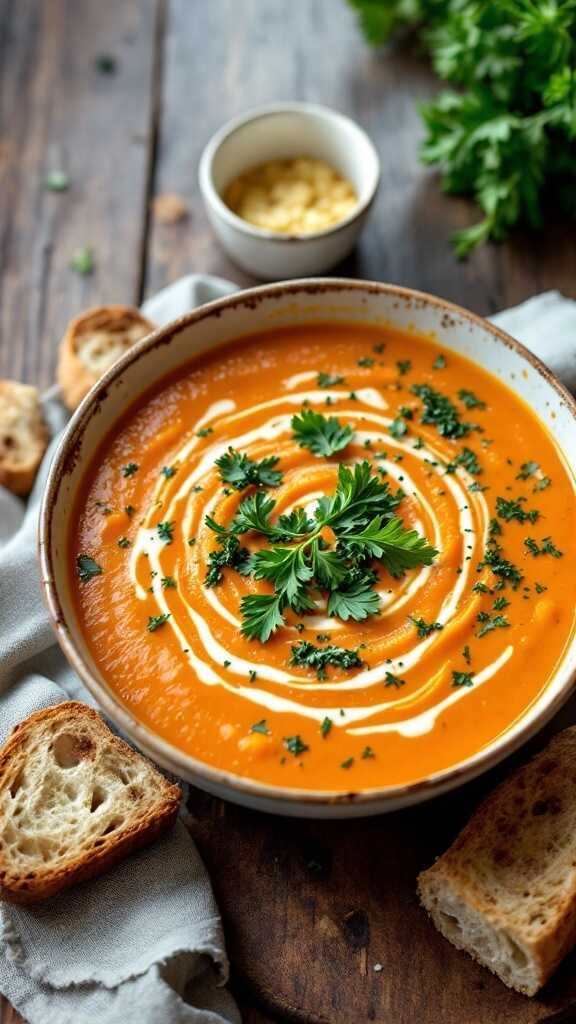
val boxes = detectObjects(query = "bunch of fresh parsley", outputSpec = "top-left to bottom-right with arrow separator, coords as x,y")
348,0 -> 576,254
206,438 -> 437,641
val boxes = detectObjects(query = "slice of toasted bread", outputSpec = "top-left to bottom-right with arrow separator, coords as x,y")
0,702 -> 181,903
0,380 -> 49,496
57,305 -> 154,411
418,727 -> 576,996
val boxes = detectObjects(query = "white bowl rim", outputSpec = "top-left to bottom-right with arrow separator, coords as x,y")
39,278 -> 576,812
198,101 -> 381,243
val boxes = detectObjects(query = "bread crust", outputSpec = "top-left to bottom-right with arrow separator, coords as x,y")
418,727 -> 576,996
57,306 -> 155,411
0,380 -> 49,496
0,702 -> 181,904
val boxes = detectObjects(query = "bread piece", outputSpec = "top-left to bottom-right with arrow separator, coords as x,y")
0,380 -> 49,496
418,727 -> 576,996
57,305 -> 154,410
0,702 -> 181,903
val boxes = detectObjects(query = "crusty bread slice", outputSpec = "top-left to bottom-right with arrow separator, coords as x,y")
57,305 -> 154,410
418,727 -> 576,996
0,702 -> 181,903
0,380 -> 49,496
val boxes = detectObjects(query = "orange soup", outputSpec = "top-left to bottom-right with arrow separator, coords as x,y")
71,324 -> 576,792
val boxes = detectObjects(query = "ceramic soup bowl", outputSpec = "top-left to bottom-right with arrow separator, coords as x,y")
39,280 -> 576,818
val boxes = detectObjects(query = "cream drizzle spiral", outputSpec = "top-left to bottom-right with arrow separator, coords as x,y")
128,378 -> 512,737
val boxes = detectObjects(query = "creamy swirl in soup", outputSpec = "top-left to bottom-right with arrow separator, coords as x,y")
72,323 -> 576,792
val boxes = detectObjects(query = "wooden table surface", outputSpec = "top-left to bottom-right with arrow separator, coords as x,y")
1,2 -> 576,1023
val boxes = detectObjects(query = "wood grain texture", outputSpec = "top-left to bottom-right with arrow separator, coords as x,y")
0,0 -> 159,387
2,2 -> 576,1023
145,0 -> 576,313
187,737 -> 576,1024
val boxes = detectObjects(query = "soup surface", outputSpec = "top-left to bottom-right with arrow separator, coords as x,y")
72,323 -> 576,793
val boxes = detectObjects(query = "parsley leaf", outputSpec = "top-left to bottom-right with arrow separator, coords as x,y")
452,671 -> 474,688
327,571 -> 382,621
411,384 -> 472,438
122,462 -> 139,477
250,719 -> 270,735
496,496 -> 539,524
385,671 -> 405,689
409,615 -> 443,638
284,735 -> 309,756
291,409 -> 354,457
476,612 -> 510,638
147,613 -> 170,632
290,641 -> 363,680
205,536 -> 251,587
76,554 -> 103,582
524,536 -> 563,558
240,593 -> 286,643
389,416 -> 409,440
516,460 -> 539,480
157,521 -> 175,544
350,1 -> 576,254
458,389 -> 486,410
317,372 -> 345,388
209,460 -> 436,643
216,447 -> 283,490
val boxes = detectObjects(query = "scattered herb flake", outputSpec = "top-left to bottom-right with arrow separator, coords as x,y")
157,521 -> 175,544
44,170 -> 70,192
411,384 -> 472,438
385,671 -> 406,689
70,246 -> 94,275
250,719 -> 270,735
496,496 -> 539,524
122,462 -> 139,478
147,613 -> 170,632
76,554 -> 103,582
284,735 -> 309,756
458,389 -> 486,410
452,670 -> 474,687
320,716 -> 333,738
409,615 -> 443,638
317,372 -> 345,388
524,536 -> 562,558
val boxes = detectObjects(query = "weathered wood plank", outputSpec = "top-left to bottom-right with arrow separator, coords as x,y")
188,742 -> 576,1024
0,0 -> 159,387
145,0 -> 576,314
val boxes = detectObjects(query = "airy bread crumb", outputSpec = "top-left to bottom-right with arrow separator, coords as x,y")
0,702 -> 181,903
0,380 -> 48,495
57,305 -> 154,410
418,727 -> 576,996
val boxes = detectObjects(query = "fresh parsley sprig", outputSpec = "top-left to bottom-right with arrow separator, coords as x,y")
206,460 -> 437,641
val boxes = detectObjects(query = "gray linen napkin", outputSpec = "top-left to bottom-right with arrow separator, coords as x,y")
1,274 -> 575,1024
0,275 -> 240,1024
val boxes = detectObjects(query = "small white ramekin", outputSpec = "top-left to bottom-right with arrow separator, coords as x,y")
198,102 -> 380,279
